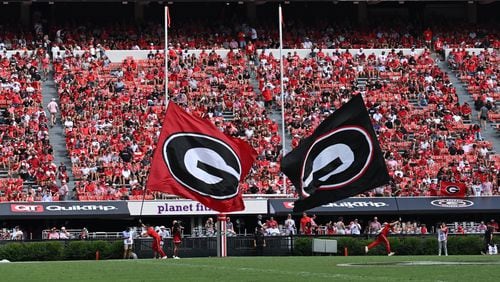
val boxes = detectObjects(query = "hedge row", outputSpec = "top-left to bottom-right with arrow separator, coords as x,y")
0,240 -> 123,261
293,235 -> 499,256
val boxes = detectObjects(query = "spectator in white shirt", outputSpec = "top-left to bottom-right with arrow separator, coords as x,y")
59,227 -> 70,239
284,214 -> 296,235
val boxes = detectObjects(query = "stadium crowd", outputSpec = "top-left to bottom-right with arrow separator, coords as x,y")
0,16 -> 499,201
258,46 -> 499,197
51,44 -> 284,200
0,48 -> 63,202
447,48 -> 499,125
1,20 -> 499,52
1,46 -> 498,201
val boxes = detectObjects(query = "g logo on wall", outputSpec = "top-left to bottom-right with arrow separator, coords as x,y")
301,126 -> 373,197
163,133 -> 241,199
445,185 -> 460,194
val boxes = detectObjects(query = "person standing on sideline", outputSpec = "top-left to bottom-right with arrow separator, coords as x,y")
253,225 -> 266,256
226,217 -> 236,236
299,212 -> 311,234
47,98 -> 59,127
172,220 -> 183,259
365,220 -> 399,256
284,214 -> 296,235
123,227 -> 135,259
369,216 -> 382,234
437,222 -> 448,256
482,226 -> 494,255
350,219 -> 362,235
140,221 -> 167,259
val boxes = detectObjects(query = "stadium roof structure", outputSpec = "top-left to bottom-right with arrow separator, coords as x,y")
2,0 -> 498,3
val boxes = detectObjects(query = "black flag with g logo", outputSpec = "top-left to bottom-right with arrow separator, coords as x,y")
281,95 -> 390,212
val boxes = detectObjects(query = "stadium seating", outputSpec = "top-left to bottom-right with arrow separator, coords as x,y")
1,19 -> 498,201
0,50 -> 59,202
258,47 -> 498,196
52,47 -> 284,199
448,48 -> 499,123
0,21 -> 493,52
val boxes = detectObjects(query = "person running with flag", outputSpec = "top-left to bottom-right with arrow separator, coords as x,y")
365,220 -> 399,256
140,220 -> 167,259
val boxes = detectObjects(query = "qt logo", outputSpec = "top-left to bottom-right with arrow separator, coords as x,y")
163,133 -> 241,199
10,204 -> 44,212
301,126 -> 373,197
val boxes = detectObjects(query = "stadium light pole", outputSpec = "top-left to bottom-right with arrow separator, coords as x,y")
279,4 -> 287,194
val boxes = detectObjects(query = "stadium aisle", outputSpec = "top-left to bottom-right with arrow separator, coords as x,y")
434,56 -> 499,153
248,59 -> 292,154
42,71 -> 75,199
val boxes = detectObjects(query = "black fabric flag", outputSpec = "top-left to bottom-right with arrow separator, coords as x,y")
281,94 -> 390,212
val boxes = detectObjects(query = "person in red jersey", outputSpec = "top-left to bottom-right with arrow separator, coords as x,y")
299,212 -> 312,234
140,221 -> 167,259
172,220 -> 183,259
365,220 -> 400,256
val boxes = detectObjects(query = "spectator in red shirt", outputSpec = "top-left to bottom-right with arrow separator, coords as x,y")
488,219 -> 499,232
299,212 -> 312,235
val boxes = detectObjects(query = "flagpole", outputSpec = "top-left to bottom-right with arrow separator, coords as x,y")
139,5 -> 169,220
279,4 -> 287,194
164,5 -> 169,108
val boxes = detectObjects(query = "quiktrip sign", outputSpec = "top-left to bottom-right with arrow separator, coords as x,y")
269,197 -> 500,215
269,198 -> 398,215
1,201 -> 129,218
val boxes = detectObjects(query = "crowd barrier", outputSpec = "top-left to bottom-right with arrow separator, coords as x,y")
47,48 -> 426,62
4,48 -> 492,63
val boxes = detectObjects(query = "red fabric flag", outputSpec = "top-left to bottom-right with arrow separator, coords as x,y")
439,181 -> 467,197
146,103 -> 256,213
166,6 -> 171,28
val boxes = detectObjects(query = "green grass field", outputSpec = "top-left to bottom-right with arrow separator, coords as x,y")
1,256 -> 500,282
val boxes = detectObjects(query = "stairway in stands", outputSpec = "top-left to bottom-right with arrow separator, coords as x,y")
246,58 -> 293,154
433,54 -> 499,153
356,76 -> 368,92
0,106 -> 10,177
42,71 -> 75,198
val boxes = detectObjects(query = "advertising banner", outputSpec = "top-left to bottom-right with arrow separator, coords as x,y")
269,198 -> 398,215
0,201 -> 129,218
127,199 -> 268,216
396,197 -> 500,214
269,197 -> 500,215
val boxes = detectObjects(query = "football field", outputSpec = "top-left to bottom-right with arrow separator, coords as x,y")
1,256 -> 500,281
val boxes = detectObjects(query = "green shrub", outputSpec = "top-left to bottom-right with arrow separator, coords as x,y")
0,240 -> 121,262
293,237 -> 312,256
103,240 -> 123,259
63,240 -> 116,260
0,242 -> 64,261
26,242 -> 64,261
292,235 -> 490,256
447,235 -> 484,255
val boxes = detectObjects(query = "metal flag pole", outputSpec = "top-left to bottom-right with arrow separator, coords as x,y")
140,5 -> 170,221
165,5 -> 170,108
279,4 -> 287,194
217,213 -> 227,257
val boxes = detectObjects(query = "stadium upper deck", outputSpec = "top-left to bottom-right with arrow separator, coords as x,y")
0,1 -> 499,202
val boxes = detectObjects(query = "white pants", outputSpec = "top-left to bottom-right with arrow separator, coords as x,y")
438,240 -> 448,256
